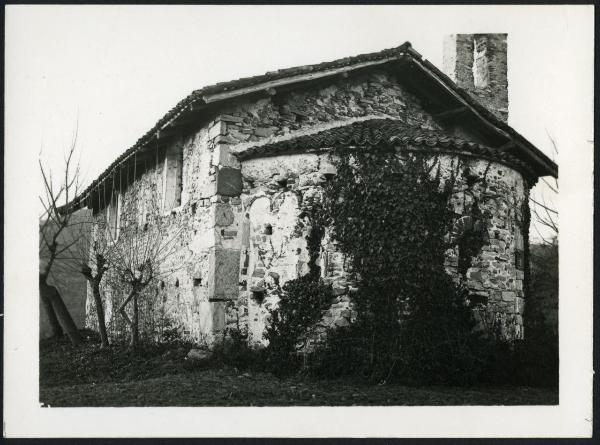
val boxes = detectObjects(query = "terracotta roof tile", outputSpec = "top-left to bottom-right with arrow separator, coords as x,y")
71,40 -> 556,209
237,119 -> 537,180
73,43 -> 413,206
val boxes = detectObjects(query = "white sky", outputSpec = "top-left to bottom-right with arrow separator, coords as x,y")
6,5 -> 594,241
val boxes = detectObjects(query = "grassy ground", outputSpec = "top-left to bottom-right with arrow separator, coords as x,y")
39,332 -> 558,407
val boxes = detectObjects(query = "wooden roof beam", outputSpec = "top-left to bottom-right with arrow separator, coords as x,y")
201,57 -> 401,104
433,106 -> 468,120
496,141 -> 516,151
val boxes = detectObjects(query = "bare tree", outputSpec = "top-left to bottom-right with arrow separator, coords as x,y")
39,134 -> 83,346
80,221 -> 112,348
56,216 -> 115,349
530,132 -> 559,245
106,203 -> 184,349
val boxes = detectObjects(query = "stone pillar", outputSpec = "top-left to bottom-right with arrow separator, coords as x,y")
205,117 -> 244,343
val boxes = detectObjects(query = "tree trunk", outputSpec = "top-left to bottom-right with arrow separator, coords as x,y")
92,280 -> 110,349
39,275 -> 82,346
40,289 -> 63,338
130,293 -> 139,349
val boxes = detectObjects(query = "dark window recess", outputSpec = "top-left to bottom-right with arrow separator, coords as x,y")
163,144 -> 184,210
175,278 -> 179,288
191,202 -> 197,215
277,178 -> 288,188
515,249 -> 525,270
252,290 -> 266,304
468,293 -> 488,306
107,192 -> 120,239
143,222 -> 149,232
264,224 -> 273,235
160,281 -> 165,289
193,278 -> 202,287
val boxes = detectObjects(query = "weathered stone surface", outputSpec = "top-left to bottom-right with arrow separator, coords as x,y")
501,291 -> 516,302
216,167 -> 243,196
254,127 -> 275,138
335,318 -> 350,327
219,114 -> 245,124
208,248 -> 241,300
208,121 -> 227,140
215,204 -> 235,227
186,348 -> 212,361
88,52 -> 530,347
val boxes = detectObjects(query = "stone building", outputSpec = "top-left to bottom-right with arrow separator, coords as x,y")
72,34 -> 557,345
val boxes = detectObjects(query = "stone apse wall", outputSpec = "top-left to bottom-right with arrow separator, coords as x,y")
88,67 -> 529,345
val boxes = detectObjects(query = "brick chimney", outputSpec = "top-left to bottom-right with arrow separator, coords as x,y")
443,34 -> 508,122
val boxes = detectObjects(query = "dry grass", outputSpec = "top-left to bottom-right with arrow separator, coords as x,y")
40,333 -> 557,407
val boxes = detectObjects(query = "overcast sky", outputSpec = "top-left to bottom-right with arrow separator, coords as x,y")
6,5 -> 594,240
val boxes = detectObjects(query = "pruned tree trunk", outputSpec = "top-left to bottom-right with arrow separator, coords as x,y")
40,289 -> 63,338
118,286 -> 141,350
83,258 -> 110,349
39,274 -> 82,346
91,279 -> 110,349
131,293 -> 139,349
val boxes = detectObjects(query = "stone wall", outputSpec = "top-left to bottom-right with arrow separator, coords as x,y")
199,68 -> 440,344
233,150 -> 528,344
86,65 -> 529,346
438,155 -> 528,339
88,127 -> 233,345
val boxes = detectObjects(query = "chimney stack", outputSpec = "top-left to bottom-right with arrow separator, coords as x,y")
443,34 -> 508,122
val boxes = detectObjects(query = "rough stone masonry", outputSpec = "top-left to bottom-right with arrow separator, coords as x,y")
79,34 -> 557,346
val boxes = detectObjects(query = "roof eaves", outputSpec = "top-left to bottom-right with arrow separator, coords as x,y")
235,118 -> 539,180
72,39 -> 558,210
72,42 -> 415,208
411,56 -> 558,178
201,56 -> 402,104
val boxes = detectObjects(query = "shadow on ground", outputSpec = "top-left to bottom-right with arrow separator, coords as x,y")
39,331 -> 558,407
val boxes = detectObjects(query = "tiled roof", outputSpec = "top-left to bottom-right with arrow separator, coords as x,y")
73,42 -> 414,206
198,42 -> 412,96
71,40 -> 556,209
237,119 -> 537,180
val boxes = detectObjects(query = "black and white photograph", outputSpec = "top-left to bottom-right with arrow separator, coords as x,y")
4,4 -> 593,438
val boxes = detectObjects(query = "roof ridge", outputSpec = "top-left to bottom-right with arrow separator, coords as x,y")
69,39 -> 555,210
190,42 -> 412,97
74,42 -> 414,203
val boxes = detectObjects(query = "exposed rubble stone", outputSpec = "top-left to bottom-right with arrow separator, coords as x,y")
88,63 -> 529,348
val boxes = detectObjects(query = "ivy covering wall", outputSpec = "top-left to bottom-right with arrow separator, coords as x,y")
265,145 -> 495,384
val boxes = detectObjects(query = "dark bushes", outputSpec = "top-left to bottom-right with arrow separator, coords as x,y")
264,275 -> 334,376
262,148 -> 557,388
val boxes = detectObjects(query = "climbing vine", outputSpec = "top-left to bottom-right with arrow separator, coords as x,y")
264,199 -> 332,375
266,145 -> 493,383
